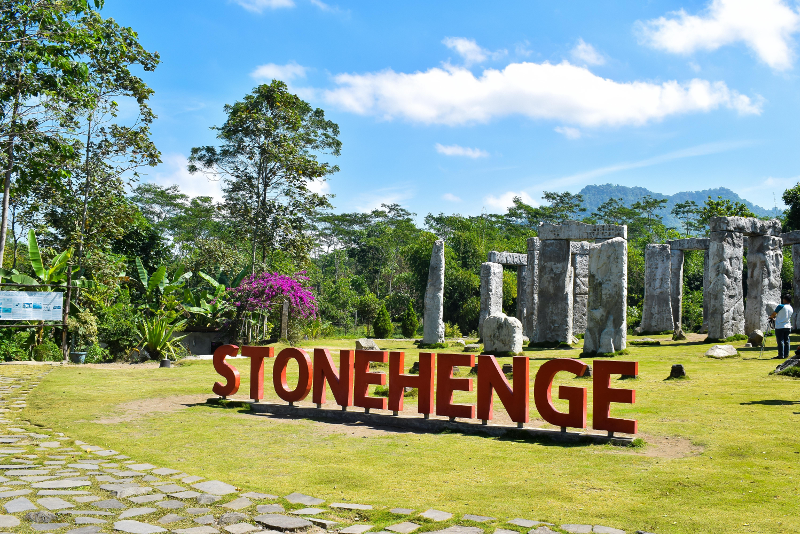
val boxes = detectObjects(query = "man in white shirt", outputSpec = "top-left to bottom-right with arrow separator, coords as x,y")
769,294 -> 794,359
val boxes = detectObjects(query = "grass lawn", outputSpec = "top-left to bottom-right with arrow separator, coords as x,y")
15,335 -> 800,534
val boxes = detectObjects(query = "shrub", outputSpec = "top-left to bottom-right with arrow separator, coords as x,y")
373,303 -> 393,339
0,332 -> 30,361
98,296 -> 140,357
400,301 -> 419,338
32,341 -> 62,362
444,322 -> 462,338
85,343 -> 112,363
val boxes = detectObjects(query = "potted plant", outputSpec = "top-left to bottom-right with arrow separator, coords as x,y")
138,316 -> 188,367
65,310 -> 99,364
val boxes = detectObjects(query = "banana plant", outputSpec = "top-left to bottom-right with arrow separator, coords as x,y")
183,271 -> 229,328
134,257 -> 192,315
0,230 -> 95,290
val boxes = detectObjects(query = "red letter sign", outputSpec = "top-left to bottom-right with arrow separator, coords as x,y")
435,353 -> 476,419
273,348 -> 312,403
312,348 -> 354,407
212,344 -> 240,398
241,346 -> 274,401
593,360 -> 637,434
533,358 -> 588,429
388,352 -> 435,414
354,350 -> 388,411
476,355 -> 530,423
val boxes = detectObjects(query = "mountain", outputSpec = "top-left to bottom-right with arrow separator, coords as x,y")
576,184 -> 781,230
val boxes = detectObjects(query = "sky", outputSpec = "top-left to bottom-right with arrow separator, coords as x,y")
103,0 -> 800,217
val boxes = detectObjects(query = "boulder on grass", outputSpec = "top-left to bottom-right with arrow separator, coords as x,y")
747,330 -> 764,346
483,313 -> 523,354
355,338 -> 380,351
776,355 -> 800,373
464,344 -> 481,352
705,344 -> 738,358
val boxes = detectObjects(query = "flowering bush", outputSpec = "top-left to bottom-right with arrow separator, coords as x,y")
228,272 -> 318,319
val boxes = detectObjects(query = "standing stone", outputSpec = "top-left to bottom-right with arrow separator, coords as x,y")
670,249 -> 684,330
482,314 -> 523,354
524,237 -> 541,338
708,231 -> 745,340
745,235 -> 783,335
794,244 -> 800,330
584,238 -> 627,354
515,265 -> 527,326
478,262 -> 503,339
571,242 -> 590,335
422,240 -> 445,345
701,249 -> 710,333
280,300 -> 289,340
640,244 -> 673,333
535,240 -> 573,344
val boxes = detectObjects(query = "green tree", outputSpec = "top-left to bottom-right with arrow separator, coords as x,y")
400,300 -> 419,338
357,292 -> 381,336
782,183 -> 800,232
671,200 -> 701,236
697,196 -> 756,232
373,303 -> 393,339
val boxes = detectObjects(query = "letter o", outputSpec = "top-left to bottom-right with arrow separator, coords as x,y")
273,348 -> 312,403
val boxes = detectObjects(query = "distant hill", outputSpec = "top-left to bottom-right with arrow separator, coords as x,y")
576,184 -> 781,230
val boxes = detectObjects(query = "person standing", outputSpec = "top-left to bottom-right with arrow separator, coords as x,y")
769,294 -> 794,359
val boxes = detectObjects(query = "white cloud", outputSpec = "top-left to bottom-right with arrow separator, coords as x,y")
146,153 -> 224,202
442,37 -> 506,65
353,185 -> 414,213
484,191 -> 537,212
251,62 -> 307,82
233,0 -> 294,13
555,126 -> 582,139
689,61 -> 702,72
322,61 -> 761,128
434,143 -> 489,158
637,0 -> 800,71
571,38 -> 606,66
442,193 -> 462,202
307,178 -> 330,195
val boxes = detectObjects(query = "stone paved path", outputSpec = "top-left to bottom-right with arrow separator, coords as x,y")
0,366 -> 655,534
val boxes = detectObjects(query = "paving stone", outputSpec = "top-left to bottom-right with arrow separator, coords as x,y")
141,476 -> 159,483
561,526 -> 592,534
32,522 -> 71,530
93,499 -> 126,509
331,503 -> 372,511
256,504 -> 284,514
171,491 -> 202,499
59,511 -> 115,516
0,515 -> 20,528
114,471 -> 146,477
128,464 -> 156,471
340,525 -> 374,534
114,519 -> 168,534
241,492 -> 277,500
4,496 -> 37,512
194,515 -> 216,525
75,518 -> 107,524
120,508 -> 159,519
592,528 -> 624,534
419,510 -> 451,522
428,528 -> 482,534
390,509 -> 414,516
75,496 -> 102,503
462,515 -> 494,523
528,528 -> 558,534
92,450 -> 118,457
196,495 -> 221,505
219,513 -> 248,526
154,484 -> 185,493
0,488 -> 31,497
187,508 -> 211,515
100,484 -> 152,499
508,520 -> 539,528
38,497 -> 75,510
284,493 -> 323,506
156,500 -> 185,509
33,480 -> 91,489
69,464 -> 102,470
307,518 -> 338,528
494,529 -> 518,534
222,497 -> 252,510
288,508 -> 324,515
150,468 -> 180,476
223,524 -> 260,534
66,527 -> 104,534
129,495 -> 165,504
385,523 -> 420,534
192,481 -> 237,496
96,476 -> 121,482
173,527 -> 220,534
182,476 -> 204,484
157,513 -> 185,524
253,514 -> 314,532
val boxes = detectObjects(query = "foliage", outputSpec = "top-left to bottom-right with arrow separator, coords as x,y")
356,292 -> 381,336
400,301 -> 419,338
66,309 -> 99,350
373,303 -> 393,339
85,342 -> 111,363
32,340 -> 62,361
782,183 -> 800,232
0,331 -> 30,361
97,291 -> 140,356
444,322 -> 462,338
138,316 -> 186,360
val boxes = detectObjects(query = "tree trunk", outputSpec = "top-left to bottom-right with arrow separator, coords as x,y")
75,116 -> 93,275
0,71 -> 22,267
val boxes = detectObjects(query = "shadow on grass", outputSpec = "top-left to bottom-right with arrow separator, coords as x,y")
740,399 -> 800,406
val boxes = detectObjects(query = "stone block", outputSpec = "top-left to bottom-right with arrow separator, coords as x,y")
745,235 -> 783,335
191,481 -> 237,496
66,527 -> 103,534
748,330 -> 764,346
709,216 -> 781,236
516,264 -> 528,326
670,249 -> 684,329
669,364 -> 686,379
340,525 -> 374,534
355,339 -> 379,351
525,237 -> 541,338
256,504 -> 284,513
780,230 -> 800,245
253,514 -> 313,532
640,244 -> 673,333
482,314 -> 523,354
538,221 -> 627,241
584,238 -> 627,354
535,239 -> 574,343
708,231 -> 745,339
385,522 -> 420,534
667,238 -> 710,250
284,493 -> 323,506
4,497 -> 36,513
487,251 -> 526,265
705,345 -> 738,358
479,262 -> 503,339
222,497 -> 252,510
423,240 -> 446,344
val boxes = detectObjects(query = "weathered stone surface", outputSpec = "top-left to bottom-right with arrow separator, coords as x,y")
171,491 -> 203,499
668,238 -> 710,250
479,262 -> 503,339
516,264 -> 528,327
525,237 -> 541,338
113,520 -> 168,534
0,489 -> 31,497
507,519 -> 539,528
487,251 -> 526,265
182,476 -> 204,484
670,248 -> 684,330
222,497 -> 252,510
592,526 -> 625,534
150,468 -> 180,476
793,245 -> 800,330
0,515 -> 20,528
74,496 -> 101,503
191,481 -> 237,496
419,509 -> 451,521
709,216 -> 781,236
423,240 -> 446,345
173,527 -> 219,534
241,492 -> 277,500
32,480 -> 90,488
219,513 -> 248,526
4,496 -> 36,512
560,526 -> 591,534
572,243 -> 590,335
669,364 -> 686,379
93,499 -> 126,509
780,230 -> 800,245
482,314 -> 523,354
224,524 -> 260,534
340,525 -> 374,534
196,495 -> 221,505
194,515 -> 216,525
25,510 -> 58,523
289,508 -> 323,515
748,330 -> 764,346
385,522 -> 420,534
705,344 -> 738,358
355,339 -> 380,351
308,518 -> 338,528
745,235 -> 783,335
708,231 -> 745,339
187,508 -> 211,516
331,503 -> 372,510
66,527 -> 103,534
256,504 -> 284,513
535,239 -> 574,343
775,355 -> 800,373
462,514 -> 494,522
153,484 -> 185,493
100,484 -> 151,498
253,514 -> 313,532
389,508 -> 414,515
528,528 -> 558,534
427,527 -> 482,534
538,221 -> 627,241
584,238 -> 627,354
156,499 -> 184,509
158,514 -> 184,524
129,495 -> 164,504
37,497 -> 74,510
120,508 -> 158,519
284,493 -> 323,506
75,517 -> 107,524
641,244 -> 673,333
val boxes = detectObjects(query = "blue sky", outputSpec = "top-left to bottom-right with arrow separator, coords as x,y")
105,0 -> 800,217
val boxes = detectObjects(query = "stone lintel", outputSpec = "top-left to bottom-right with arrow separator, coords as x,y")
570,241 -> 592,255
486,251 -> 527,266
708,216 -> 781,236
780,231 -> 800,246
667,238 -> 710,251
538,221 -> 627,241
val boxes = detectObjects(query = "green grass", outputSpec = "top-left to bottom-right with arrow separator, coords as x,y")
14,334 -> 800,533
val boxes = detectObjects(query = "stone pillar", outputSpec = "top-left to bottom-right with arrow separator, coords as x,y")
525,237 -> 540,338
584,237 -> 627,354
478,262 -> 503,339
280,300 -> 289,339
422,240 -> 445,344
708,231 -> 745,340
534,239 -> 573,343
701,249 -> 710,333
516,265 -> 527,327
793,244 -> 800,330
640,244 -> 673,333
670,249 -> 685,330
571,242 -> 591,335
745,235 -> 783,334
